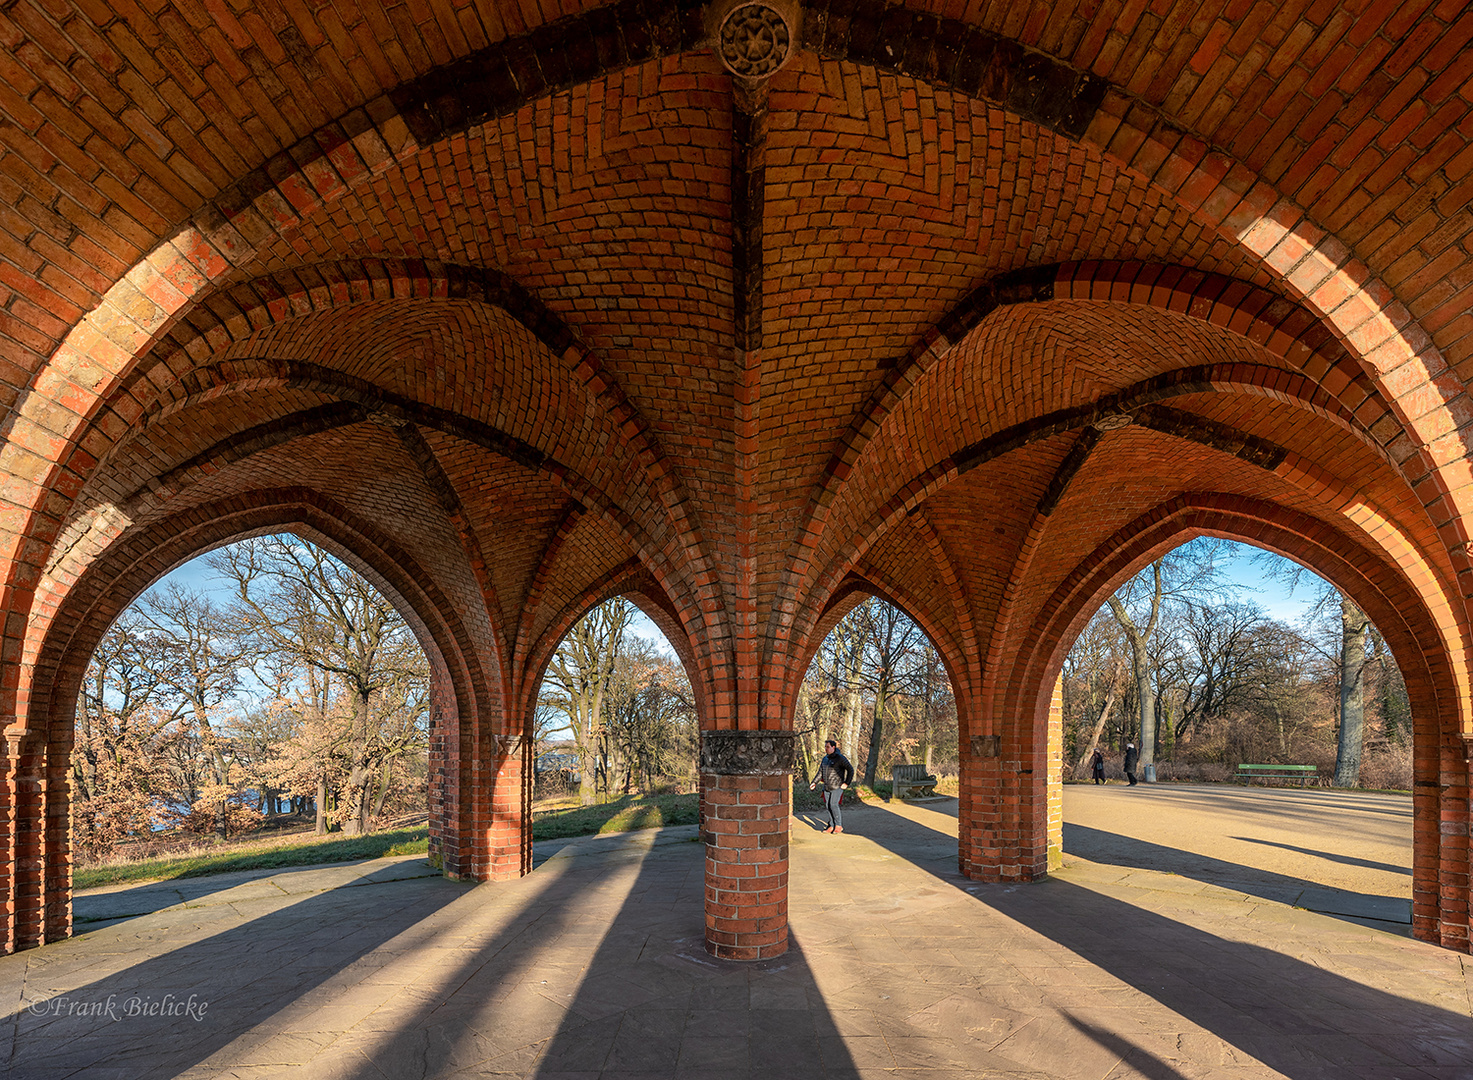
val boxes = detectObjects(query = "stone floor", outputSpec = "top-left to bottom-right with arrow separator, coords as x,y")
2,785 -> 1469,1079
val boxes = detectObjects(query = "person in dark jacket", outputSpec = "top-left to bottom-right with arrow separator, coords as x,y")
811,739 -> 855,833
1090,747 -> 1106,784
1123,742 -> 1139,786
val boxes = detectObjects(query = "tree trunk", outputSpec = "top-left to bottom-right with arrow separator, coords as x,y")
863,672 -> 891,786
1132,639 -> 1157,773
1334,595 -> 1370,787
372,760 -> 392,817
315,773 -> 328,834
1075,679 -> 1120,773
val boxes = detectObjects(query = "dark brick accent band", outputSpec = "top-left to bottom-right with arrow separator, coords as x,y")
731,81 -> 767,354
954,390 -> 1293,481
1036,428 -> 1101,518
935,264 -> 1056,348
1133,405 -> 1288,472
391,0 -> 708,145
800,0 -> 1107,140
700,730 -> 796,774
135,262 -> 582,399
122,390 -> 551,512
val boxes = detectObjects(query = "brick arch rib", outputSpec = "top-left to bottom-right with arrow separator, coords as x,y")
785,364 -> 1450,675
95,259 -> 724,664
514,558 -> 713,762
786,570 -> 971,743
14,489 -> 505,951
45,364 -> 700,694
987,493 -> 1466,949
776,260 -> 1420,676
5,14 -> 1458,749
796,8 -> 1472,596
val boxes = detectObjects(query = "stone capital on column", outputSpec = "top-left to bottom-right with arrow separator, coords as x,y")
699,730 -> 795,774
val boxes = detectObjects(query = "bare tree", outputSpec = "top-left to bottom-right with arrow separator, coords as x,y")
540,598 -> 637,805
212,535 -> 428,834
1166,601 -> 1267,743
605,642 -> 696,792
1251,552 -> 1377,785
131,583 -> 250,835
1105,538 -> 1228,777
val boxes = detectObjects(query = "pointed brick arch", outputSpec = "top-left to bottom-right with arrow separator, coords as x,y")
783,375 -> 1466,699
9,489 -> 507,952
773,261 -> 1449,678
2,1 -> 1472,960
985,492 -> 1469,949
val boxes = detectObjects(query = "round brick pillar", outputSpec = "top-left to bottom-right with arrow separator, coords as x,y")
700,730 -> 793,961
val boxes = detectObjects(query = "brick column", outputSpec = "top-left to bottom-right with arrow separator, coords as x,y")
43,748 -> 71,943
700,730 -> 793,961
959,731 -> 1050,882
487,734 -> 530,879
0,734 -> 13,954
8,731 -> 44,952
1047,675 -> 1063,873
1436,737 -> 1472,950
959,734 -> 1002,879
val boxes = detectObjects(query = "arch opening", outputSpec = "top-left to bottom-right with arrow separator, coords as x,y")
12,490 -> 506,950
530,595 -> 699,818
1001,499 -> 1465,949
797,591 -> 960,793
68,534 -> 436,881
1058,536 -> 1417,929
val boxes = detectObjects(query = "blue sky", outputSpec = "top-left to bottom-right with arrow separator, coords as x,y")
152,535 -> 1325,652
1213,542 -> 1325,626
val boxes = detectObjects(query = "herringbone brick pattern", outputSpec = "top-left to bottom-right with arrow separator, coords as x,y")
0,0 -> 1470,959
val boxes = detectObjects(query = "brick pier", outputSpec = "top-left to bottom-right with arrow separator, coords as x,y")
0,1 -> 1470,957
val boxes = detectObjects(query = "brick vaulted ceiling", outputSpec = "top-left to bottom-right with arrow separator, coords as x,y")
2,0 -> 1473,732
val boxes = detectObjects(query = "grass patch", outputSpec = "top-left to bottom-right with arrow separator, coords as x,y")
74,827 -> 429,890
533,793 -> 699,840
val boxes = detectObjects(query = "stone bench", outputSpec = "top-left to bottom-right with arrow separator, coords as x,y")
891,763 -> 938,799
1234,763 -> 1320,786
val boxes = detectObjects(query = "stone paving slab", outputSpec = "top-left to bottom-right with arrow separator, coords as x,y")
2,787 -> 1466,1079
73,859 -> 446,925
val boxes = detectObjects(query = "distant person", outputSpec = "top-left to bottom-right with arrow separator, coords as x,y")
1090,748 -> 1106,785
1123,742 -> 1139,786
811,739 -> 854,833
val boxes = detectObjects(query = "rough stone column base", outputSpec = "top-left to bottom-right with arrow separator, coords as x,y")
701,730 -> 793,961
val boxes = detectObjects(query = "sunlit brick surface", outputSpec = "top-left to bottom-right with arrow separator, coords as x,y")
0,0 -> 1471,958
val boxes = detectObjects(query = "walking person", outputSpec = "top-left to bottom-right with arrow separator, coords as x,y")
811,739 -> 855,833
1090,747 -> 1106,785
1123,741 -> 1139,786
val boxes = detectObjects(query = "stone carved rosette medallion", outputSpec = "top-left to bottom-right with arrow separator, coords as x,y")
718,2 -> 793,80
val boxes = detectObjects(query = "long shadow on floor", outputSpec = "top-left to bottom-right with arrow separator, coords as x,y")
1,864 -> 478,1078
862,808 -> 1469,1079
1227,835 -> 1412,876
71,858 -> 445,930
1065,822 -> 1411,924
309,829 -> 862,1078
525,844 -> 861,1079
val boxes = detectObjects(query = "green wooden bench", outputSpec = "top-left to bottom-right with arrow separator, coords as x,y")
892,763 -> 938,799
1234,763 -> 1320,786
